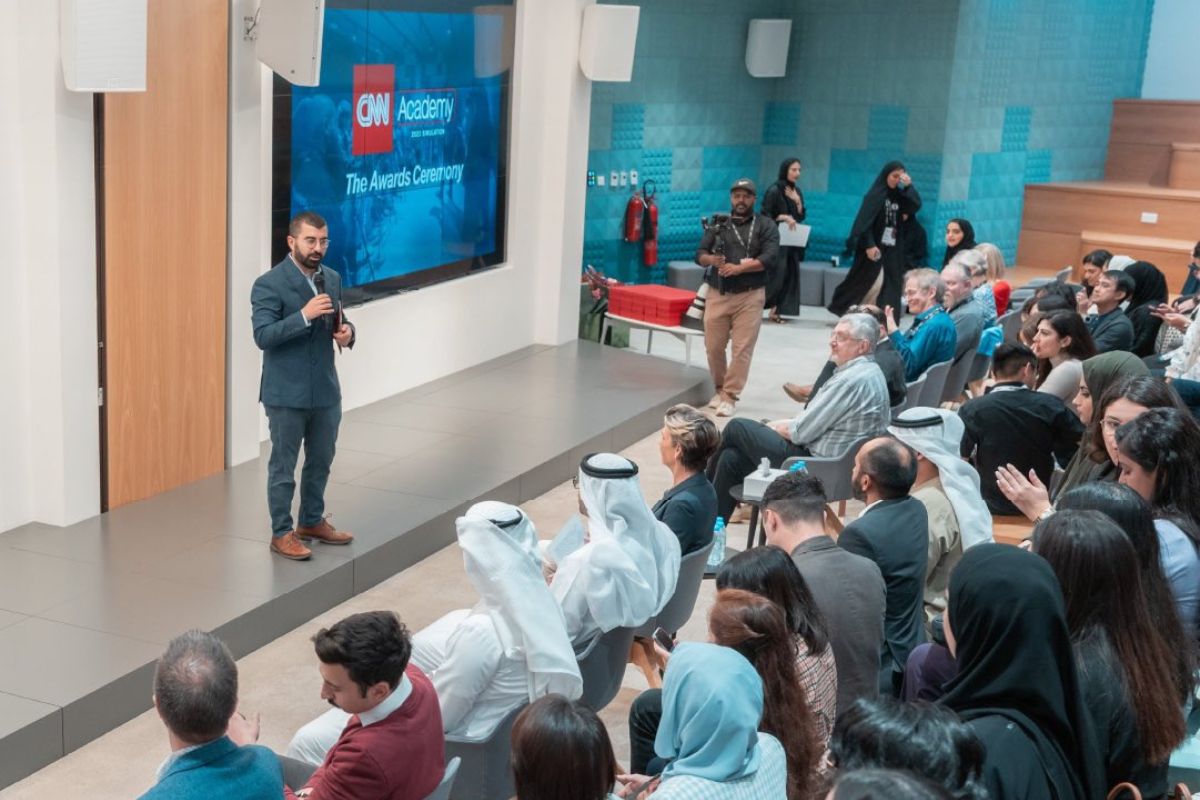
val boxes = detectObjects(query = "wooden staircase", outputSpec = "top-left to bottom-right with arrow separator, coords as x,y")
1017,99 -> 1200,289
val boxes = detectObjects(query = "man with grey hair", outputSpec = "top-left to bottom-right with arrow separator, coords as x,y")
885,267 -> 957,381
140,630 -> 283,799
940,259 -> 985,361
707,313 -> 891,520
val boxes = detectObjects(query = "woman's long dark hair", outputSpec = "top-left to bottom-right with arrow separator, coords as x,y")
716,545 -> 829,655
778,157 -> 802,185
1031,511 -> 1188,763
709,588 -> 819,800
1087,375 -> 1185,464
1115,407 -> 1200,543
511,695 -> 617,800
1034,311 -> 1096,387
1056,482 -> 1196,700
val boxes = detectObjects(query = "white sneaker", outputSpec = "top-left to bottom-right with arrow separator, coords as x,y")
707,394 -> 722,409
716,400 -> 736,417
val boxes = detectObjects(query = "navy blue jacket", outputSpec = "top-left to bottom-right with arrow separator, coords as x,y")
138,736 -> 284,800
252,257 -> 353,408
652,472 -> 718,556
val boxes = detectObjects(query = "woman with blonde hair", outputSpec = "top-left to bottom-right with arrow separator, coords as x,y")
973,243 -> 1009,314
653,404 -> 720,555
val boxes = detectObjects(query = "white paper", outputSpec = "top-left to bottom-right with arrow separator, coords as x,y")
778,223 -> 811,248
546,515 -> 586,565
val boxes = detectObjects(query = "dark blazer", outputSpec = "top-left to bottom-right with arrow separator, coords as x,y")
838,496 -> 929,690
1087,309 -> 1134,353
651,472 -> 717,556
138,736 -> 284,800
791,536 -> 886,717
252,257 -> 354,409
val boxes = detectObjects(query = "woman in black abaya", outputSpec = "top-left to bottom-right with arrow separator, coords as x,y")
827,160 -> 921,323
761,158 -> 806,322
941,218 -> 977,267
939,545 -> 1105,800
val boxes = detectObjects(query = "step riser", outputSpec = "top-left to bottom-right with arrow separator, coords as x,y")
1021,186 -> 1200,241
1017,229 -> 1192,288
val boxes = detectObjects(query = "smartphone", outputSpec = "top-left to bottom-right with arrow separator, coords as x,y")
626,774 -> 661,797
652,627 -> 674,652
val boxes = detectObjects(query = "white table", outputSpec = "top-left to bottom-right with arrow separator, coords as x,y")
600,312 -> 704,367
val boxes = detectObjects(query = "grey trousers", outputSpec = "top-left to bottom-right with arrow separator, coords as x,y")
265,403 -> 342,537
277,754 -> 318,792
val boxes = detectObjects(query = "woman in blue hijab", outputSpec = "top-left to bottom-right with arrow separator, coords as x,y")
619,643 -> 788,799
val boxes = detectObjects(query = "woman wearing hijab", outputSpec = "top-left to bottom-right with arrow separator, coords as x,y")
939,545 -> 1105,800
550,453 -> 681,647
1123,261 -> 1170,357
941,219 -> 976,268
618,643 -> 788,799
286,501 -> 582,763
828,161 -> 922,323
761,158 -> 805,323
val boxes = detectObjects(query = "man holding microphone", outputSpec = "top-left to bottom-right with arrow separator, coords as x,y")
252,211 -> 356,560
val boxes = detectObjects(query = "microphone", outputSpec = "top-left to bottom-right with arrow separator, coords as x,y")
313,271 -> 330,329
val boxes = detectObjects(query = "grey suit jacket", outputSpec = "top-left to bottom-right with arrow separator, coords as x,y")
1087,309 -> 1134,353
948,296 -> 985,360
251,257 -> 353,409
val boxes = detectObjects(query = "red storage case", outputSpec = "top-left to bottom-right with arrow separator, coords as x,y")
607,285 -> 696,327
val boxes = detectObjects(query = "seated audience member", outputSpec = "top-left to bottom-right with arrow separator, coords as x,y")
1123,261 -> 1170,357
783,304 -> 906,407
958,250 -> 996,326
617,644 -> 788,799
707,313 -> 890,520
1030,282 -> 1078,317
1115,408 -> 1200,635
958,344 -> 1085,515
939,260 -> 985,361
996,364 -> 1165,519
140,631 -> 283,800
1031,310 -> 1096,402
939,545 -> 1105,800
288,503 -> 581,760
828,768 -> 954,800
1079,248 -> 1112,300
1031,511 -> 1189,799
716,547 -> 838,745
1183,239 -> 1200,296
1158,298 -> 1200,416
552,453 -> 680,646
888,409 -> 993,624
829,697 -> 986,800
941,218 -> 976,267
886,268 -> 957,381
1054,483 -> 1197,699
652,405 -> 720,555
974,243 -> 1010,315
762,473 -> 884,717
510,695 -> 619,800
282,611 -> 444,800
1154,295 -> 1198,369
1085,270 -> 1136,352
839,437 -> 927,695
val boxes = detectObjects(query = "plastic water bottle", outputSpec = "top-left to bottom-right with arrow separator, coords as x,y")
789,460 -> 808,473
707,517 -> 727,570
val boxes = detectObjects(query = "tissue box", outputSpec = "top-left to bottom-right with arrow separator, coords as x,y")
742,467 -> 788,501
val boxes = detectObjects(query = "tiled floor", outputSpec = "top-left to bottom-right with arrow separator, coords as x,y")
0,312 -> 840,798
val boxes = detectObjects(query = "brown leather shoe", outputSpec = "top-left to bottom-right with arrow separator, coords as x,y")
296,517 -> 354,545
270,532 -> 312,560
783,382 -> 810,404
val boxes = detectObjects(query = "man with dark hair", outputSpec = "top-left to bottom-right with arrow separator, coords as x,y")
783,303 -> 906,407
762,472 -> 885,716
280,611 -> 445,799
959,343 -> 1084,515
839,437 -> 929,696
1085,270 -> 1136,352
140,631 -> 283,799
252,210 -> 357,560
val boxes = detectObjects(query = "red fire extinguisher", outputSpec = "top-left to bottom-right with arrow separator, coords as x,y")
623,189 -> 645,242
642,180 -> 658,266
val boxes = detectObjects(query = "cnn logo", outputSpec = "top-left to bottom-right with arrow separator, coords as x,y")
352,64 -> 394,156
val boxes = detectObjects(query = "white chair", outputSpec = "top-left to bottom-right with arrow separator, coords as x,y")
423,757 -> 461,800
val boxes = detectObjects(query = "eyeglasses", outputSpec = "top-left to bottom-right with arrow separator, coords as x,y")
300,237 -> 331,248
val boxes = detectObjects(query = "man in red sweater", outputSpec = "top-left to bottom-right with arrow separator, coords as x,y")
280,611 -> 445,800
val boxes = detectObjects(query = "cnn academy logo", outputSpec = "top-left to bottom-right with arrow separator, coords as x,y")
352,64 -> 457,157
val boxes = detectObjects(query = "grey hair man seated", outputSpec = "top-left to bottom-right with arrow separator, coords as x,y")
139,630 -> 283,800
706,312 -> 891,522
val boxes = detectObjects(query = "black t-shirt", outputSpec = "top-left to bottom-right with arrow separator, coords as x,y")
695,214 -> 780,293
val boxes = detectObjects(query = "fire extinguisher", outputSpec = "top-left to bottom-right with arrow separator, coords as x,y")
642,180 -> 658,266
623,189 -> 645,242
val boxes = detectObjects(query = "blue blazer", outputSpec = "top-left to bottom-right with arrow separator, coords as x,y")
252,257 -> 354,409
138,736 -> 284,800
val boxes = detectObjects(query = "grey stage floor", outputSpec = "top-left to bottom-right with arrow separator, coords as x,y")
0,340 -> 710,789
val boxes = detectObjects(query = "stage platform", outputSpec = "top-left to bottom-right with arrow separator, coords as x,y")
0,340 -> 710,789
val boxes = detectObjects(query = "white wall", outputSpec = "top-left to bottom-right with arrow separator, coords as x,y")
1141,0 -> 1200,100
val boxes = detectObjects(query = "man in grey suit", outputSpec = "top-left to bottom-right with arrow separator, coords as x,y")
252,211 -> 356,560
762,472 -> 885,717
839,437 -> 928,696
1085,270 -> 1135,353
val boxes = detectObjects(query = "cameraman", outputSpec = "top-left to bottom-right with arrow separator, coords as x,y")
696,178 -> 779,417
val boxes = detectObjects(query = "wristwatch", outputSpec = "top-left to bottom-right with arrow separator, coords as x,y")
1035,506 -> 1055,523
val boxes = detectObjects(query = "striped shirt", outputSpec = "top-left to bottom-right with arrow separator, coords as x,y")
788,356 -> 890,457
650,734 -> 788,800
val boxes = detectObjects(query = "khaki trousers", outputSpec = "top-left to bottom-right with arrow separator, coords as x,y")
703,287 -> 765,402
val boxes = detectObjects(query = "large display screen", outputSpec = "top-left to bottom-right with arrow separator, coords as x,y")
271,0 -> 513,305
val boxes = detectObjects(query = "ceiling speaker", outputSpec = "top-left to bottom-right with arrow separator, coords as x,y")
61,0 -> 147,92
256,0 -> 325,87
746,19 -> 791,78
579,5 -> 640,82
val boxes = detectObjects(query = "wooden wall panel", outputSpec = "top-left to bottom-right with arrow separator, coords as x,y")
1109,100 -> 1200,147
1168,143 -> 1200,190
1078,233 -> 1193,289
1104,142 -> 1171,185
1020,183 -> 1200,241
102,0 -> 228,508
1016,229 -> 1079,270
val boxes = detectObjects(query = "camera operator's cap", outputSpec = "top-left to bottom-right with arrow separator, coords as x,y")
730,178 -> 756,195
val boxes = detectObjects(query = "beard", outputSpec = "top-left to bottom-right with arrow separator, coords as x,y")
293,247 -> 323,269
851,479 -> 867,503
